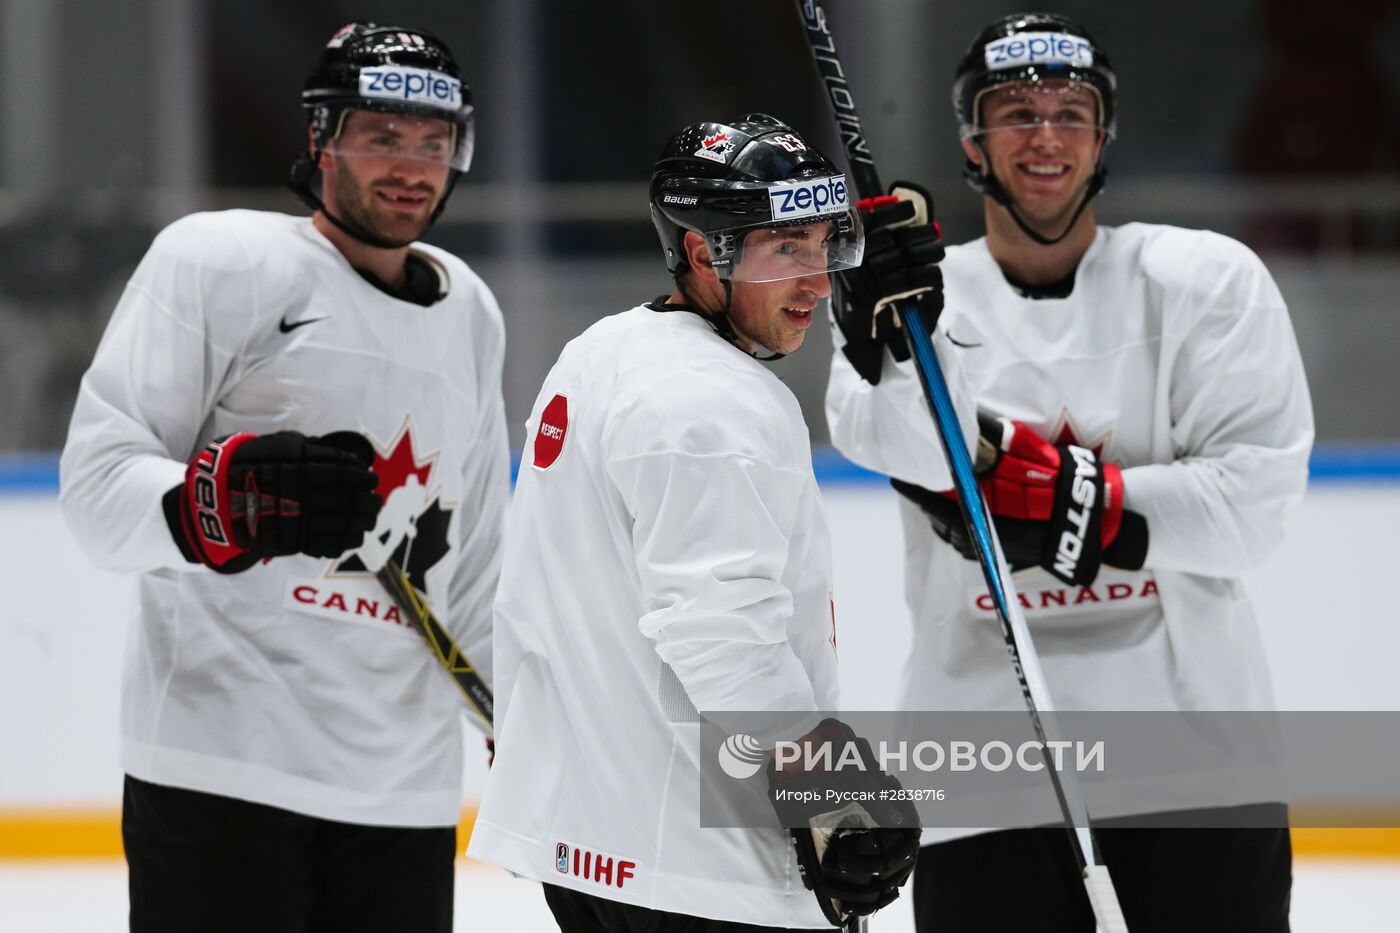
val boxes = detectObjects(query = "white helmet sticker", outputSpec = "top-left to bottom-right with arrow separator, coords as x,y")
326,23 -> 357,49
767,175 -> 850,221
694,130 -> 735,164
984,32 -> 1093,71
358,65 -> 462,111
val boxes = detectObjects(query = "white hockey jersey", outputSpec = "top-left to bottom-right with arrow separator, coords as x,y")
828,223 -> 1313,715
468,306 -> 839,928
60,210 -> 509,827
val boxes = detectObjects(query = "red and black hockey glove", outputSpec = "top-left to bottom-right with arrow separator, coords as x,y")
894,416 -> 1148,587
164,430 -> 382,574
833,181 -> 945,385
768,719 -> 921,927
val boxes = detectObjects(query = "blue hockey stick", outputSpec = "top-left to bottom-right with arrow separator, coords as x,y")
793,3 -> 1128,929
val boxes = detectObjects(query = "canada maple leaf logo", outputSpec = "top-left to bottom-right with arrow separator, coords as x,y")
702,132 -> 729,149
372,431 -> 432,501
336,423 -> 452,593
1048,408 -> 1112,460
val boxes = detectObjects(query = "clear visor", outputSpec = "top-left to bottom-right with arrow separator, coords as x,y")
963,81 -> 1111,145
712,212 -> 865,284
323,108 -> 475,172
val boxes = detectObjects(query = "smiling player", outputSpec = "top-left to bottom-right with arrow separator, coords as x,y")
60,22 -> 507,933
828,12 -> 1312,932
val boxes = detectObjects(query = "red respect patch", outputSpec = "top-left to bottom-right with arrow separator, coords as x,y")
533,394 -> 568,469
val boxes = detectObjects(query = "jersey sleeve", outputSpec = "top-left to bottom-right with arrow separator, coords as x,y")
443,280 -> 510,703
1122,240 -> 1314,577
59,215 -> 253,573
604,370 -> 821,720
825,323 -> 980,491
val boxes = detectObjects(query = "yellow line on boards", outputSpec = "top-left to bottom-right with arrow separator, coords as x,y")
0,807 -> 482,861
1290,828 -> 1400,860
1,808 -> 1399,861
0,809 -> 123,859
457,805 -> 477,856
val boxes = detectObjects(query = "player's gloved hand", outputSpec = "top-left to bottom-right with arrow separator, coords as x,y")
165,430 -> 383,574
892,415 -> 1148,587
833,180 -> 945,385
768,719 -> 921,927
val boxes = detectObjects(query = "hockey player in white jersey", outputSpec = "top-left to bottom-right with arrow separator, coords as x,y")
469,114 -> 920,930
827,12 -> 1312,933
59,22 -> 507,933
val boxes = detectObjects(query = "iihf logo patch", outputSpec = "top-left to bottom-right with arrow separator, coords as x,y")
552,839 -> 639,890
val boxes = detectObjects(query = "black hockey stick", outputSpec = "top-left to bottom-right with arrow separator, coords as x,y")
792,3 -> 1128,930
373,555 -> 495,736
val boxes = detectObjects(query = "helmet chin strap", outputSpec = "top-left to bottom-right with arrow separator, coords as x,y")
964,141 -> 1106,247
287,152 -> 460,250
672,270 -> 785,362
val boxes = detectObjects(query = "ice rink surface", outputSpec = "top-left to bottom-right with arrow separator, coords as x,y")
2,858 -> 1396,931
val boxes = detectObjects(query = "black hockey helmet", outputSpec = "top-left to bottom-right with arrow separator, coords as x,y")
649,114 -> 864,283
289,22 -> 473,246
952,13 -> 1117,245
953,13 -> 1116,142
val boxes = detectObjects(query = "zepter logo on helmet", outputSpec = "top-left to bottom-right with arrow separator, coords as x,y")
649,114 -> 865,284
303,23 -> 475,174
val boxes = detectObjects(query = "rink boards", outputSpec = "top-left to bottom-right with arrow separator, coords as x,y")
2,448 -> 1397,859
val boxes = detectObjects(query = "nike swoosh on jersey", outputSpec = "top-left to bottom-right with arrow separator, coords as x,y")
278,316 -> 328,333
945,332 -> 983,349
